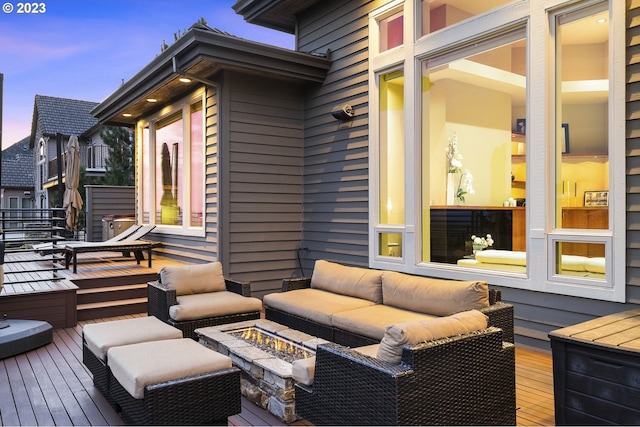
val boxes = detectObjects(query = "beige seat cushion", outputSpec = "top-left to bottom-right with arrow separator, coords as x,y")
382,271 -> 488,316
170,291 -> 263,321
291,356 -> 316,386
160,262 -> 226,296
263,288 -> 375,326
311,260 -> 383,303
331,305 -> 436,340
293,344 -> 381,386
83,316 -> 183,361
585,257 -> 606,274
376,309 -> 489,364
107,338 -> 232,399
475,250 -> 527,266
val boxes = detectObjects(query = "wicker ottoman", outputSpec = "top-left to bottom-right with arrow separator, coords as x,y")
82,316 -> 183,405
107,338 -> 241,425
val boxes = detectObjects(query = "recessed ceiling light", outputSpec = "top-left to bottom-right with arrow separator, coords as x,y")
179,77 -> 192,83
123,113 -> 132,117
147,98 -> 158,103
597,18 -> 607,24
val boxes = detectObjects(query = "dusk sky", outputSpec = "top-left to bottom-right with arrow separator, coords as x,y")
0,0 -> 294,147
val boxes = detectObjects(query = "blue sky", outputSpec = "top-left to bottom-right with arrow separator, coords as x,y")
0,0 -> 294,146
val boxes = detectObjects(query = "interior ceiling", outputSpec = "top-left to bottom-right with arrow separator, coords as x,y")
428,1 -> 608,44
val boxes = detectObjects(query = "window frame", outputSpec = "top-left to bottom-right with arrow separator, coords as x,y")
136,88 -> 206,237
368,0 -> 625,302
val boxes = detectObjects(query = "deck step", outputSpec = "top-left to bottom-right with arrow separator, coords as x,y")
77,283 -> 148,305
77,297 -> 147,321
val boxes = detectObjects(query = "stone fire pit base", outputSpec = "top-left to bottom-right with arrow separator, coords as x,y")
196,319 -> 328,423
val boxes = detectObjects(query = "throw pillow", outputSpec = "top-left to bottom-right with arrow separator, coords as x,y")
159,262 -> 226,296
376,309 -> 488,364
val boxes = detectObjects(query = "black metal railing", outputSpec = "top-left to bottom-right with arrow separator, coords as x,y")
47,145 -> 109,179
0,208 -> 86,250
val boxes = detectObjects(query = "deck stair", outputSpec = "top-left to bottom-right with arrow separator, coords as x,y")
72,272 -> 157,320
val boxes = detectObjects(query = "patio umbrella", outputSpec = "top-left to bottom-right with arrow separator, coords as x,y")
63,135 -> 83,231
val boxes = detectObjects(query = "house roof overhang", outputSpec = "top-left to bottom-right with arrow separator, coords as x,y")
232,0 -> 322,34
92,24 -> 330,125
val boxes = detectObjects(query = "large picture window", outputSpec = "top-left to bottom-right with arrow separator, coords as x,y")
369,0 -> 624,302
138,89 -> 205,233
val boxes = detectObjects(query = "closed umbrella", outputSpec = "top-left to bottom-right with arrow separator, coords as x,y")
63,135 -> 83,231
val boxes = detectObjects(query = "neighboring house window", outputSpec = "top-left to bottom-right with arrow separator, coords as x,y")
137,89 -> 205,234
369,0 -> 624,302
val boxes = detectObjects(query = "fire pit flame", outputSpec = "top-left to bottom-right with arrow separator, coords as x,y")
230,326 -> 314,363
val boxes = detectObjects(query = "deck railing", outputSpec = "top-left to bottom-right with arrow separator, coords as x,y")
0,208 -> 86,250
47,145 -> 109,179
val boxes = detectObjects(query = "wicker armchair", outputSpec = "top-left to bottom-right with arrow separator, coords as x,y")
148,272 -> 262,340
295,326 -> 516,426
265,277 -> 514,346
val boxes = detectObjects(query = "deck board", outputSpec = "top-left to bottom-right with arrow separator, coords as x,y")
0,312 -> 556,426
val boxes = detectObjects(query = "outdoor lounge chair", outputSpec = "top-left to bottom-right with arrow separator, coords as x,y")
32,224 -> 147,253
147,262 -> 263,339
63,225 -> 157,273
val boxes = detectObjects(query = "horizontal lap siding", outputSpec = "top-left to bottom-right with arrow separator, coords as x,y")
293,0 -> 640,351
85,186 -> 134,241
225,72 -> 304,298
298,0 -> 376,273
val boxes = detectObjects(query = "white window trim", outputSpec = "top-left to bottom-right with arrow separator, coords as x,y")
136,88 -> 206,237
368,0 -> 625,302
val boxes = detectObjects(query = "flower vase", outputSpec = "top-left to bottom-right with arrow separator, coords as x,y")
446,172 -> 459,205
473,244 -> 484,258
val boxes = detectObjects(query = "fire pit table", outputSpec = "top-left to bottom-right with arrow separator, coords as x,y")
196,319 -> 328,422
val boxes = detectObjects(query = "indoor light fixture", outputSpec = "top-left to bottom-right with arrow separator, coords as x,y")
179,77 -> 192,83
147,98 -> 158,103
123,113 -> 132,117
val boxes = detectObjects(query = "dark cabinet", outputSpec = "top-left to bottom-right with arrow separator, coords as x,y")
549,309 -> 640,425
430,206 -> 521,264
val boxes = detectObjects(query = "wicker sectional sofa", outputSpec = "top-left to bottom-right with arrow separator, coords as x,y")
263,260 -> 514,348
296,327 -> 516,425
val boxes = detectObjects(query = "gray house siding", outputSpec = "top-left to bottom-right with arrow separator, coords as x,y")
223,71 -> 305,299
298,0 -> 373,275
293,0 -> 639,351
84,185 -> 134,241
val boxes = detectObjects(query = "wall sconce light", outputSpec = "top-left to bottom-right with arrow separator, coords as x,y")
331,104 -> 354,121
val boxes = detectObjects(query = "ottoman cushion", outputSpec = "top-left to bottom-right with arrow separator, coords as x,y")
83,316 -> 182,361
107,338 -> 232,399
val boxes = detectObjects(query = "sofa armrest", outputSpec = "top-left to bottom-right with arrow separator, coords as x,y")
489,287 -> 502,305
479,301 -> 514,343
147,280 -> 176,322
225,278 -> 252,297
282,277 -> 311,292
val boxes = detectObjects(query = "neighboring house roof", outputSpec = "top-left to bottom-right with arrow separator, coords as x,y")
2,136 -> 34,188
30,95 -> 99,148
92,21 -> 330,124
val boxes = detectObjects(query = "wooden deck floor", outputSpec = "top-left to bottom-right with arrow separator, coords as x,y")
0,313 -> 556,426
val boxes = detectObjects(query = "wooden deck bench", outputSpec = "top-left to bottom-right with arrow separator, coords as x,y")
64,240 -> 154,273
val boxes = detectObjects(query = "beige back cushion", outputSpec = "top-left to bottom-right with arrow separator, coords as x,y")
159,262 -> 226,296
376,309 -> 489,364
310,260 -> 383,303
382,271 -> 488,316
